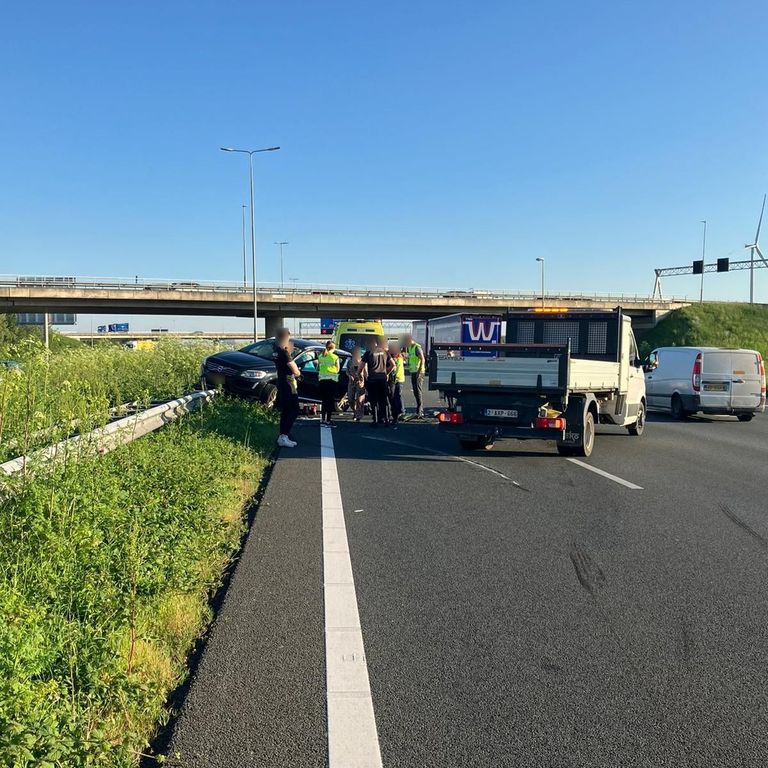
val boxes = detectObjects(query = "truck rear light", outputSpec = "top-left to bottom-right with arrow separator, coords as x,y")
692,353 -> 702,392
758,354 -> 766,392
535,416 -> 565,430
438,411 -> 464,425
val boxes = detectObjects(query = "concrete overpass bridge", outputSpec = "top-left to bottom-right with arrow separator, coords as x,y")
0,275 -> 690,336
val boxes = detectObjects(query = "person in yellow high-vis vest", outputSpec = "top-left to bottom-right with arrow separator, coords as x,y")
388,341 -> 406,427
404,333 -> 425,418
317,340 -> 341,428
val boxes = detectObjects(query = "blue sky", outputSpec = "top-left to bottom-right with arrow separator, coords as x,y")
1,1 -> 767,330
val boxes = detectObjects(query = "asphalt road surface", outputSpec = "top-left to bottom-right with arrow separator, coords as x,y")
165,392 -> 768,768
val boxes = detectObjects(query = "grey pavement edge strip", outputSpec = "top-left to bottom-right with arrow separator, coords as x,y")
566,458 -> 644,490
320,427 -> 383,768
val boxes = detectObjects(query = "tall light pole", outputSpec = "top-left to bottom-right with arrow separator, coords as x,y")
536,257 -> 545,308
220,145 -> 280,341
241,204 -> 248,288
274,241 -> 289,290
699,220 -> 707,304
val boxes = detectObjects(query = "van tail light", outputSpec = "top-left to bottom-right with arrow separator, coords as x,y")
438,411 -> 464,425
759,354 -> 766,408
535,417 -> 566,430
692,353 -> 702,392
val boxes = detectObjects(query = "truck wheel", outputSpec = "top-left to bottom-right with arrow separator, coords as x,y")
737,413 -> 754,422
627,402 -> 646,436
574,411 -> 595,457
262,384 -> 278,410
459,436 -> 491,450
670,394 -> 688,420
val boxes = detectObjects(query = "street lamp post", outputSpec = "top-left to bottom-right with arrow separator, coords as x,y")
220,145 -> 280,341
241,204 -> 247,288
536,257 -> 545,308
699,220 -> 707,304
274,241 -> 289,290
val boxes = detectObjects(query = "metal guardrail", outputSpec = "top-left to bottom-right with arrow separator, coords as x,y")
0,274 -> 689,304
0,391 -> 215,478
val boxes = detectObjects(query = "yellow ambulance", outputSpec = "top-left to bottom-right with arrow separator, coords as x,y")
333,320 -> 385,354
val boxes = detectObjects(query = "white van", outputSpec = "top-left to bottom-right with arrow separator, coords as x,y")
645,346 -> 766,421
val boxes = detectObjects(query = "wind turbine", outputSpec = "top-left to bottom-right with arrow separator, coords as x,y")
745,194 -> 766,304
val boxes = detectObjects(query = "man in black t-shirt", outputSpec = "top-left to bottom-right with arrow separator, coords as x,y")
362,336 -> 394,426
274,328 -> 300,448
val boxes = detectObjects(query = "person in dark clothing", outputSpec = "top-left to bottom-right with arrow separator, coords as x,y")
362,336 -> 394,426
274,328 -> 300,448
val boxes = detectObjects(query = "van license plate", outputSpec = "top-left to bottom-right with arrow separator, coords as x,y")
486,408 -> 518,418
704,382 -> 728,392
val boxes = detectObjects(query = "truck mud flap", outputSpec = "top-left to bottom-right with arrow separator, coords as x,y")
559,397 -> 587,449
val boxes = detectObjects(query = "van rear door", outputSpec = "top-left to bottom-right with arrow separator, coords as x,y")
729,351 -> 762,411
701,351 -> 762,412
699,351 -> 732,411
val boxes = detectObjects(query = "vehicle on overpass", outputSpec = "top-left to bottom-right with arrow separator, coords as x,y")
429,309 -> 646,455
333,320 -> 385,354
644,346 -> 766,420
200,338 -> 350,410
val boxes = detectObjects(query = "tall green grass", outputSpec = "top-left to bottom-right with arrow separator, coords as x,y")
0,341 -> 219,463
0,341 -> 277,766
640,302 -> 768,359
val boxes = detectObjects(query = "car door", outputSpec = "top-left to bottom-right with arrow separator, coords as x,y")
645,350 -> 660,407
295,351 -> 320,401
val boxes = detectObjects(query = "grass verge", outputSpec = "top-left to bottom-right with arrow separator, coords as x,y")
640,302 -> 768,359
0,397 -> 276,767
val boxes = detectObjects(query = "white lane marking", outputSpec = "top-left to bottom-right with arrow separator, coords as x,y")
320,427 -> 383,768
362,434 -> 524,487
567,458 -> 643,490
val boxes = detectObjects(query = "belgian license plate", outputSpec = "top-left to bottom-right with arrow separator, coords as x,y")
486,408 -> 518,418
704,382 -> 728,392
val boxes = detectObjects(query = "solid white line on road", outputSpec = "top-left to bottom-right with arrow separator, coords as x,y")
362,434 -> 524,487
566,458 -> 644,490
320,427 -> 383,768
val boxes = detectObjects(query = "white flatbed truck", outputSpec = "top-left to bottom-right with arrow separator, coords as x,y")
429,309 -> 647,456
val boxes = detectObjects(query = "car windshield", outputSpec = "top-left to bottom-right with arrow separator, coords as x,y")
239,340 -> 276,359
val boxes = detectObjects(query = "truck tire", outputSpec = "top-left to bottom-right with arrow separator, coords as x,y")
459,435 -> 493,451
627,401 -> 646,436
670,394 -> 688,420
737,413 -> 754,422
261,384 -> 278,410
574,411 -> 595,457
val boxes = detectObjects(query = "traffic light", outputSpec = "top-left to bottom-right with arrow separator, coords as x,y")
693,260 -> 704,274
717,257 -> 730,272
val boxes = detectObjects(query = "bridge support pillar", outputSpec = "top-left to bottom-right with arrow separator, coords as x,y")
263,314 -> 285,339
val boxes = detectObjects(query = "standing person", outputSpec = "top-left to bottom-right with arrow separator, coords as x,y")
274,328 -> 300,448
405,333 -> 426,418
317,340 -> 340,428
347,346 -> 366,422
388,341 -> 405,428
362,336 -> 393,427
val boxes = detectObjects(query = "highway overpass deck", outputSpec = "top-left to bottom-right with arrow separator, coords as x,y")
0,276 -> 689,328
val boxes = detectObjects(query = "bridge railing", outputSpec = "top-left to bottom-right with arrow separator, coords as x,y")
0,275 -> 688,304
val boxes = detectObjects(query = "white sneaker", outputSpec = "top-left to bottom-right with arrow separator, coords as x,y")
277,434 -> 297,448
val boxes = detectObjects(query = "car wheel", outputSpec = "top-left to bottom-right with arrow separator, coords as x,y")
737,413 -> 754,422
262,384 -> 278,410
670,394 -> 687,420
627,401 -> 646,436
